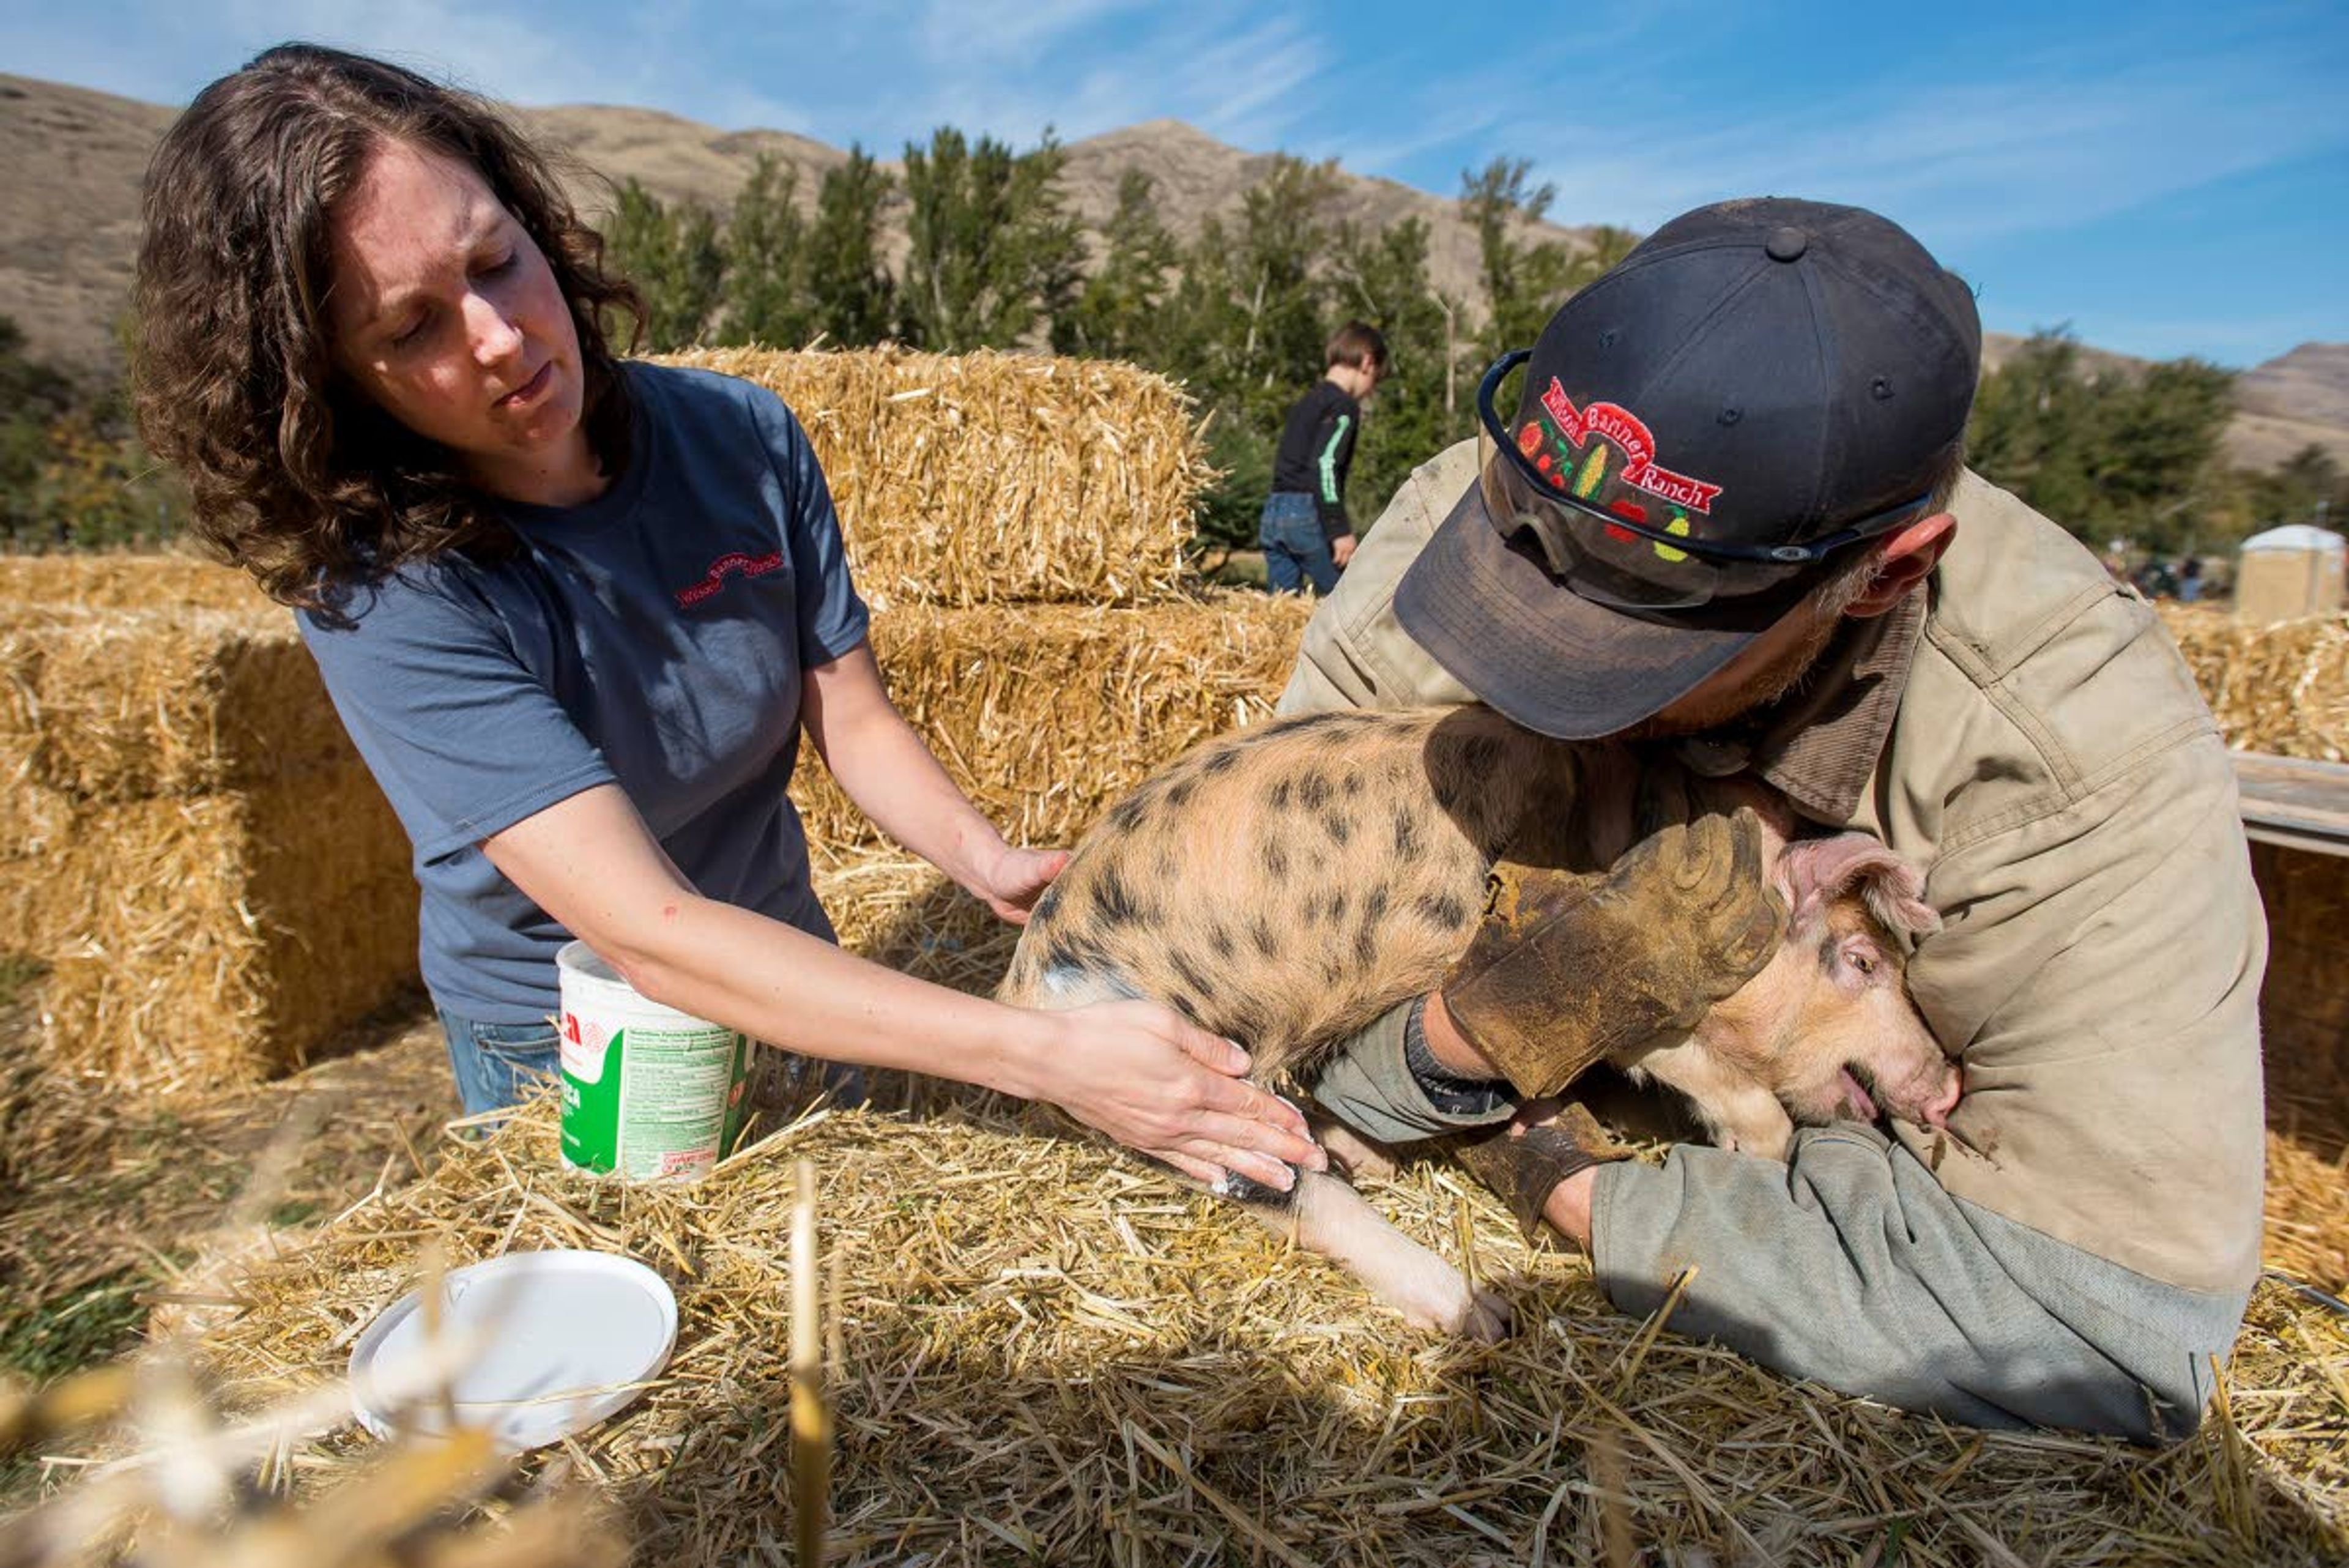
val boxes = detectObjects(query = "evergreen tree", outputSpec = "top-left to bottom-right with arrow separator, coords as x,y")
898,127 -> 1084,351
1064,169 -> 1181,363
1163,155 -> 1343,551
1968,329 -> 2236,551
1460,157 -> 1575,357
1327,215 -> 1472,520
804,147 -> 896,346
719,154 -> 814,348
604,180 -> 722,351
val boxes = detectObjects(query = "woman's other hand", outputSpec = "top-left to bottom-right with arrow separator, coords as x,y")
1017,1001 -> 1327,1189
975,843 -> 1070,923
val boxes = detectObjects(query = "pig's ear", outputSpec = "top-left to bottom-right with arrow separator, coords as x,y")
1775,834 -> 1942,938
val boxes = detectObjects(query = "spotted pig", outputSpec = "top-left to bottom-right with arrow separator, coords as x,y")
1000,705 -> 1958,1340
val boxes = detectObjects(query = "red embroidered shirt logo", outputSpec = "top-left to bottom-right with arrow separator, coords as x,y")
1538,377 -> 1724,514
675,550 -> 784,608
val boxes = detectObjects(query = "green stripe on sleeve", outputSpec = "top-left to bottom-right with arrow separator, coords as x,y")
1318,414 -> 1353,505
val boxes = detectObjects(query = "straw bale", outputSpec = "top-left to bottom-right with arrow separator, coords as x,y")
18,761 -> 418,1092
0,600 -> 352,801
2158,604 -> 2349,761
0,551 -> 267,613
163,1092 -> 2349,1567
796,591 -> 1315,853
653,346 -> 1214,606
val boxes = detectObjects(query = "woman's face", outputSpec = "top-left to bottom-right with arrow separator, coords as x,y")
325,139 -> 592,502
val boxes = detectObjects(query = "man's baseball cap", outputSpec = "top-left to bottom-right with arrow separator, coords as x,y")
1395,197 -> 1981,740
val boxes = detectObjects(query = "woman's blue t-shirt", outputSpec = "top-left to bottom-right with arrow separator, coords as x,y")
299,362 -> 870,1020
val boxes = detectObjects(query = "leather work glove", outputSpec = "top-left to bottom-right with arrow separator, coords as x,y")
1441,807 -> 1787,1101
1451,1105 -> 1636,1243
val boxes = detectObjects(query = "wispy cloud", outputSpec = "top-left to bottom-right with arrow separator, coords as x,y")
1504,29 -> 2346,254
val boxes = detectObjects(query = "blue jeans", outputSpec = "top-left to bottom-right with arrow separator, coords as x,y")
1259,491 -> 1340,595
437,1009 -> 562,1117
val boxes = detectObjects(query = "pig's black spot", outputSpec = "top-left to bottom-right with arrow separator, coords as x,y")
1323,812 -> 1352,847
1353,916 -> 1382,965
1033,883 -> 1063,924
1250,917 -> 1281,957
1097,865 -> 1143,927
1341,768 -> 1365,797
1108,795 -> 1148,834
1362,885 -> 1392,924
1417,893 -> 1471,929
1297,772 -> 1334,811
1318,951 -> 1348,984
1261,839 -> 1290,879
1324,890 -> 1350,926
1165,778 -> 1197,811
1171,951 -> 1215,997
1269,778 -> 1294,812
1209,924 -> 1236,959
1393,809 -> 1422,857
1168,992 -> 1203,1024
1202,748 -> 1241,775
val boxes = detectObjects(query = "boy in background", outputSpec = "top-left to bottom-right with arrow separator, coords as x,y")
1260,321 -> 1388,593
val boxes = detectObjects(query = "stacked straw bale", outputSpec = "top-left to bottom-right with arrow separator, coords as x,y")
654,346 -> 1214,607
797,594 -> 1313,853
0,568 -> 419,1093
168,1094 -> 2349,1566
2158,603 -> 2349,762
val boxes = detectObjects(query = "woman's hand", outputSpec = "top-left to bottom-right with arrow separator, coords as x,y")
1020,1001 -> 1327,1189
972,842 -> 1071,924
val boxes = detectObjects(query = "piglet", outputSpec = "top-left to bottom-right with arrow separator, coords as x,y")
1000,706 -> 1960,1340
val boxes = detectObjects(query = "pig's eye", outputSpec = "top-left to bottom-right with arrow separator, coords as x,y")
1850,950 -> 1877,976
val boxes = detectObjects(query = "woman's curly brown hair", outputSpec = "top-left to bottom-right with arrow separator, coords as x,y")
134,43 -> 646,612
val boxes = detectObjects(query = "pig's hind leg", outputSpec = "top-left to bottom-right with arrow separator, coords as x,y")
1015,962 -> 1509,1342
1222,1168 -> 1512,1343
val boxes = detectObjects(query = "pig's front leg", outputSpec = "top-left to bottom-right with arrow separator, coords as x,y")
1627,1038 -> 1798,1160
1233,1170 -> 1511,1342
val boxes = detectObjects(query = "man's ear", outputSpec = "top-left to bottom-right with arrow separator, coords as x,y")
1846,513 -> 1957,619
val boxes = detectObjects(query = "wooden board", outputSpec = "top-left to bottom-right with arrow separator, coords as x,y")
2233,752 -> 2349,857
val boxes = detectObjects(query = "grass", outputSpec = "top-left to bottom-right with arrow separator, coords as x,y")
0,1268 -> 150,1381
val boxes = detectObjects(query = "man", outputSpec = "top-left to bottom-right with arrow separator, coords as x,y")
1290,198 -> 2266,1442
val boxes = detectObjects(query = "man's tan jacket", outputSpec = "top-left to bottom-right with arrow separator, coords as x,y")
1282,440 -> 2267,1434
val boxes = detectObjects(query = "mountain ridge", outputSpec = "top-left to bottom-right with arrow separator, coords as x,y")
4,72 -> 2342,471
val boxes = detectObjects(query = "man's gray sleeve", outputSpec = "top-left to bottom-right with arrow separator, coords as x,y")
1591,1123 -> 2251,1443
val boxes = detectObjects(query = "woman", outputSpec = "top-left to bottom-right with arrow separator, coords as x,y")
133,43 -> 1318,1194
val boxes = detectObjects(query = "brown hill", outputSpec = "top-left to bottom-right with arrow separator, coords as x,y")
5,71 -> 2341,474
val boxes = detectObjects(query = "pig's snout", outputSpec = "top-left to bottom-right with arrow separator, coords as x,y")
1919,1063 -> 1963,1128
1852,1053 -> 1962,1131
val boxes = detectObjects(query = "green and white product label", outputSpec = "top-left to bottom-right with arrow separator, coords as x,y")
558,1014 -> 749,1182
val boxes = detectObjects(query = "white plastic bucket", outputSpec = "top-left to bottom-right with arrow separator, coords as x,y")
555,941 -> 749,1183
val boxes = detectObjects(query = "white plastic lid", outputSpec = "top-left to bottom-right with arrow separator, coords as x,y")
348,1249 -> 678,1454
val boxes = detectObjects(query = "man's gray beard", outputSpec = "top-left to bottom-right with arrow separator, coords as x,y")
1612,611 -> 1844,743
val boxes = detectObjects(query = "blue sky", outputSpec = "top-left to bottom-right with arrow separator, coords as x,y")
10,0 -> 2346,367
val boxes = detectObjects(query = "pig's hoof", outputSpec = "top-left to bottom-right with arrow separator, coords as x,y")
1401,1280 -> 1513,1342
1455,1286 -> 1513,1343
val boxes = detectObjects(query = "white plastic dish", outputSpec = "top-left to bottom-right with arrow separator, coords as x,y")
348,1249 -> 678,1454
